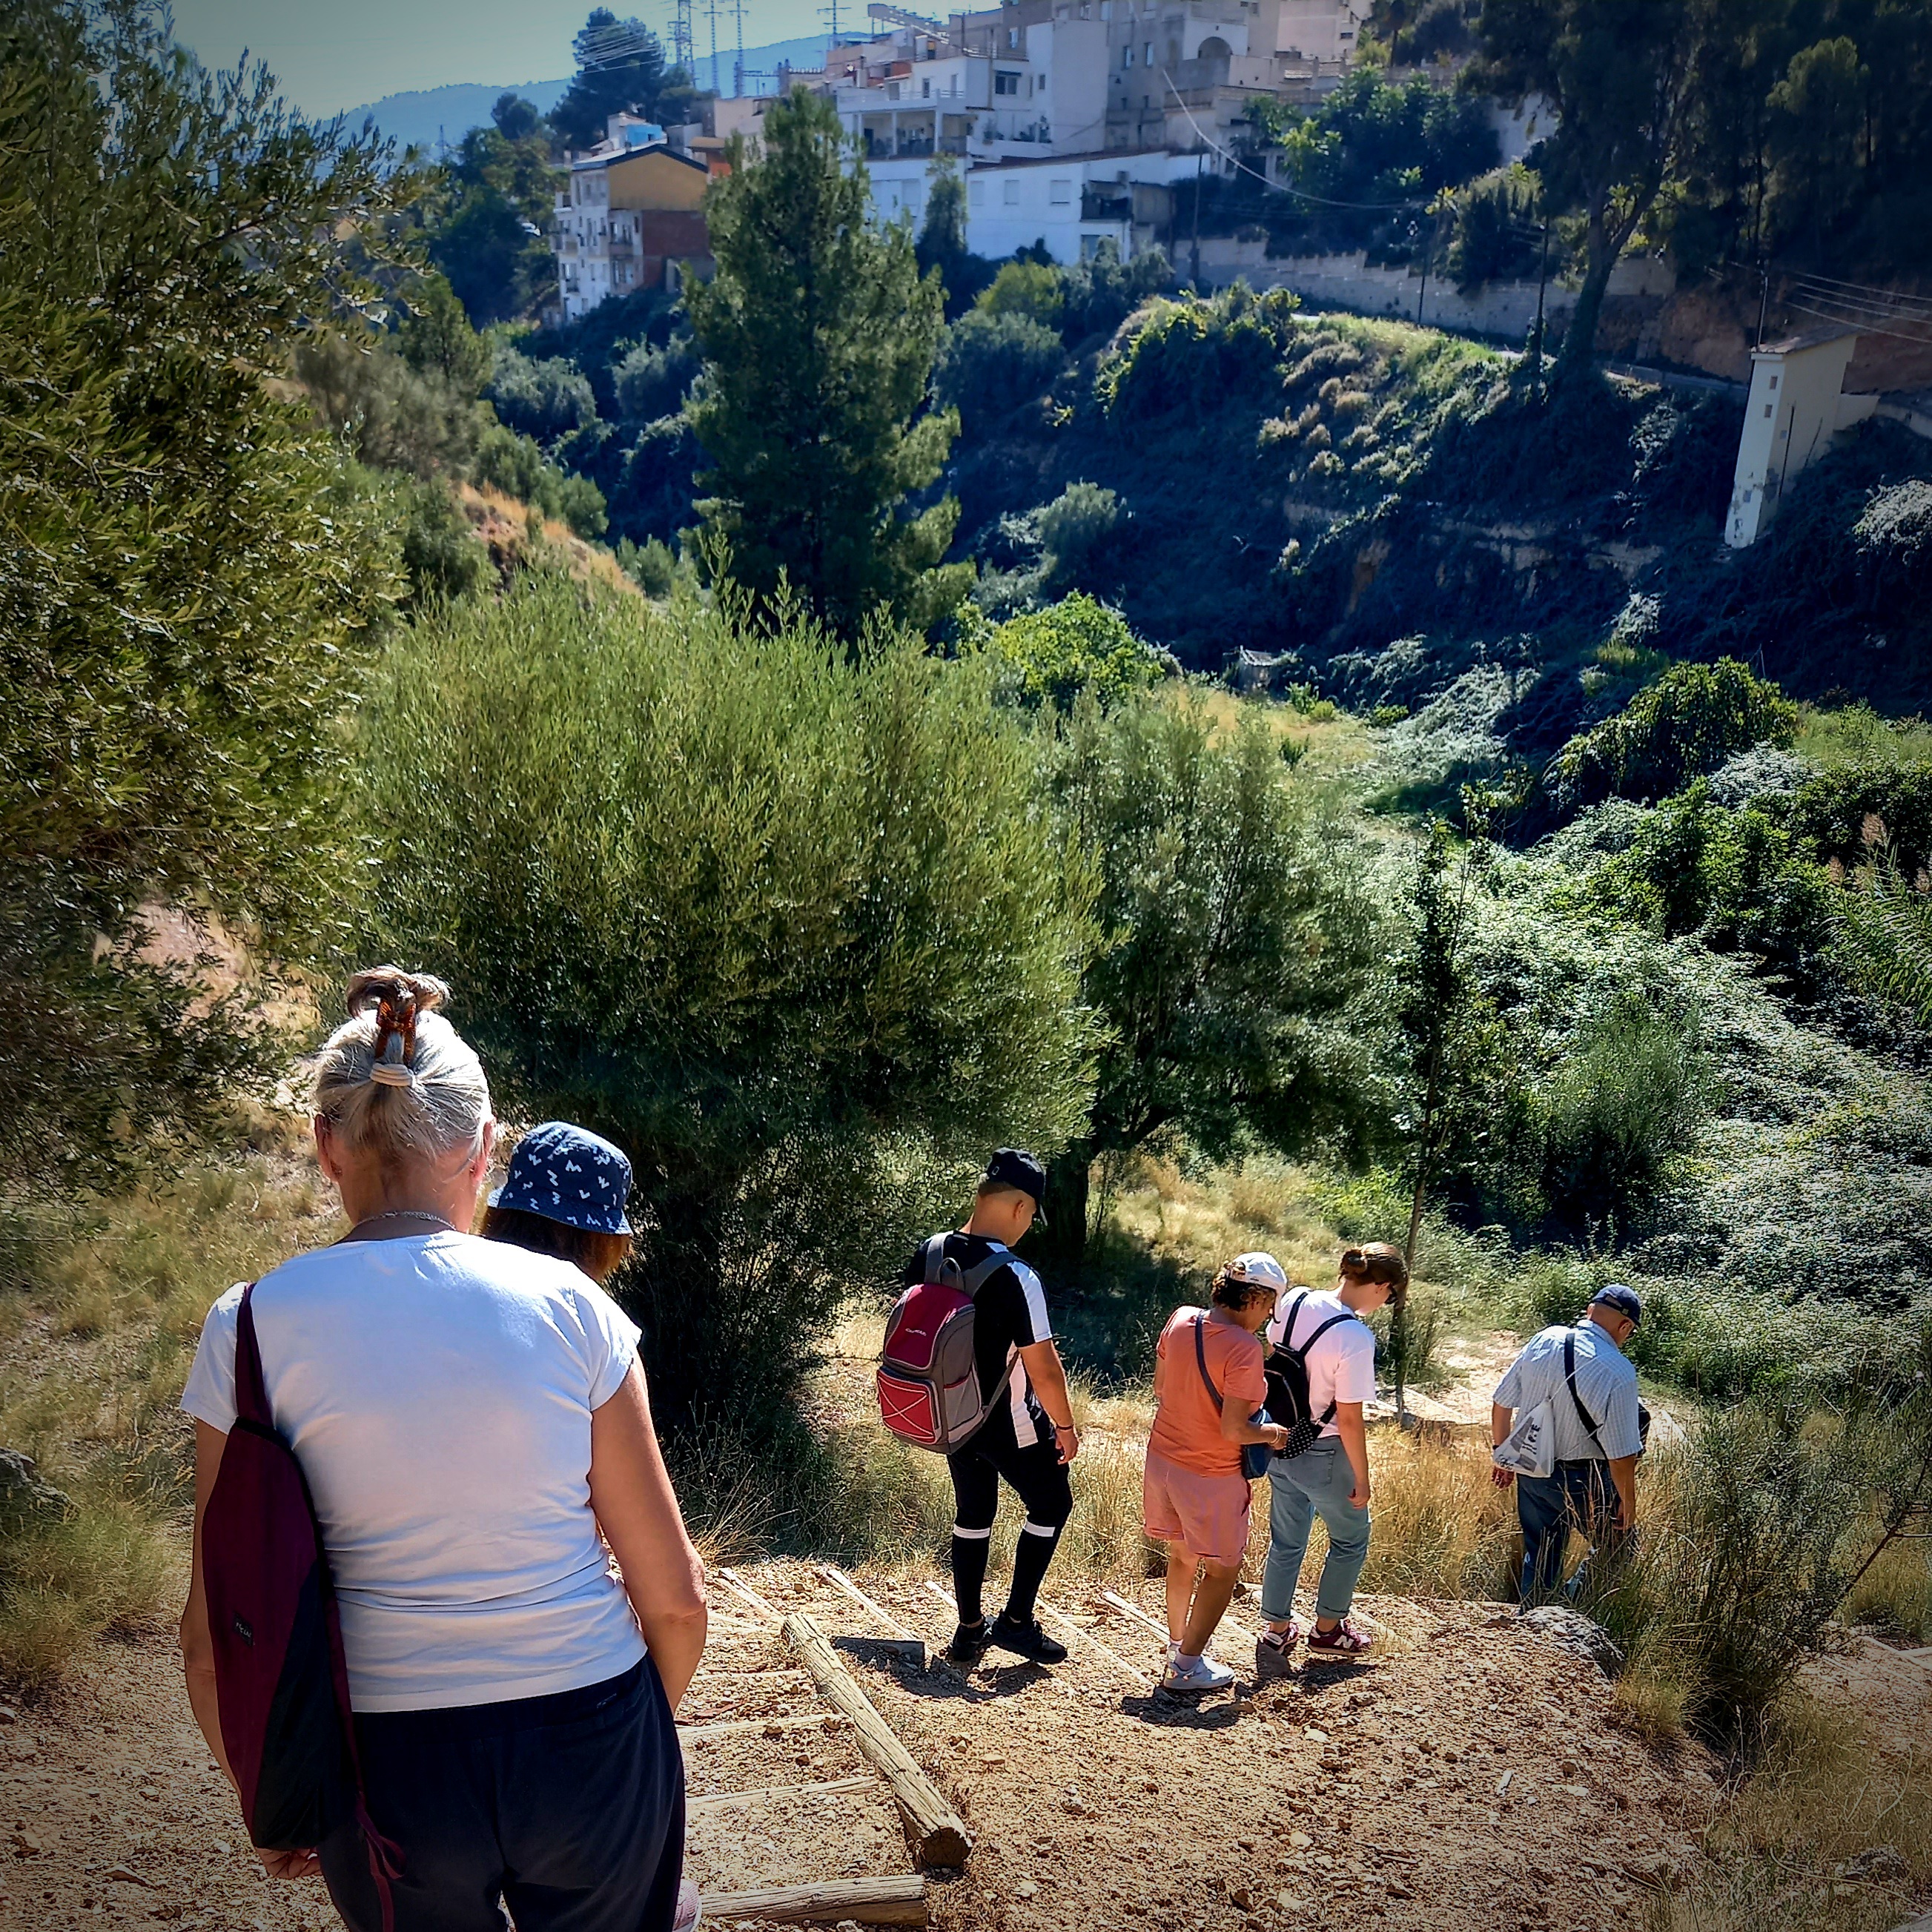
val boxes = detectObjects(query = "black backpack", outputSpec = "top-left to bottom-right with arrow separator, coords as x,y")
1263,1291 -> 1364,1460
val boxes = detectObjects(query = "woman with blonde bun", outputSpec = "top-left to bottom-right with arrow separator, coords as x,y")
179,970 -> 705,1932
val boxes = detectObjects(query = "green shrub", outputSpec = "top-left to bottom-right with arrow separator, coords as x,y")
394,475 -> 492,606
984,592 -> 1163,712
975,259 -> 1065,328
1587,784 -> 1839,983
611,333 -> 700,424
1526,993 -> 1706,1238
363,575 -> 1099,1420
1549,660 -> 1801,815
933,310 -> 1069,437
295,331 -> 484,481
1095,285 -> 1303,423
616,535 -> 680,598
1792,756 -> 1932,876
484,344 -> 600,444
474,421 -> 609,538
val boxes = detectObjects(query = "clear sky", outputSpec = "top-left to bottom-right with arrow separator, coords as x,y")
168,0 -> 826,117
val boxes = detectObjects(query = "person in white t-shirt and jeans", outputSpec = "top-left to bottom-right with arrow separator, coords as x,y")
1254,1243 -> 1409,1673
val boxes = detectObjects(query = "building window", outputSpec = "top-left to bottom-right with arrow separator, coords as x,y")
1764,404 -> 1775,419
922,78 -> 930,96
969,177 -> 985,205
1122,43 -> 1134,64
1008,25 -> 1020,47
995,68 -> 1021,93
1003,177 -> 1019,204
1050,178 -> 1071,203
1143,41 -> 1154,64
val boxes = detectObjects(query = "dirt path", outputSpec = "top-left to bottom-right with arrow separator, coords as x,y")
7,1560 -> 1726,1932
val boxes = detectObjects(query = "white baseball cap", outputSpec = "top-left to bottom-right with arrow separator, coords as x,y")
1225,1251 -> 1288,1291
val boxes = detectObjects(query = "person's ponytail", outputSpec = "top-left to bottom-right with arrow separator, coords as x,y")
313,967 -> 489,1165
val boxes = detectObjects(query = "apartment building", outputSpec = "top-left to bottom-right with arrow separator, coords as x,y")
552,116 -> 727,323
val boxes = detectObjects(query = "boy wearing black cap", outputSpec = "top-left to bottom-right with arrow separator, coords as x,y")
904,1149 -> 1081,1665
1490,1285 -> 1646,1604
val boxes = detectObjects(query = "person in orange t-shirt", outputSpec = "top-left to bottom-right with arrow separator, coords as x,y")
1144,1253 -> 1290,1693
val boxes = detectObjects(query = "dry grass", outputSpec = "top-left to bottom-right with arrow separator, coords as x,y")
1842,1535 -> 1932,1643
1650,1689 -> 1932,1932
0,1134 -> 337,1693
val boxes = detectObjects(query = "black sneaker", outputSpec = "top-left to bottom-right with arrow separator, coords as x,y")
947,1618 -> 992,1664
987,1612 -> 1068,1665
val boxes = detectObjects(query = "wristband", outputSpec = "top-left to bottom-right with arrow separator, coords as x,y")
1054,1421 -> 1076,1433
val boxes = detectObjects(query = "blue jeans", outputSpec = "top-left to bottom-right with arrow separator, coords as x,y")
1260,1438 -> 1372,1624
1516,1459 -> 1617,1606
320,1658 -> 684,1932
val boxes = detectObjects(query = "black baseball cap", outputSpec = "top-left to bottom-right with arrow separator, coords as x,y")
1589,1283 -> 1644,1326
981,1147 -> 1048,1223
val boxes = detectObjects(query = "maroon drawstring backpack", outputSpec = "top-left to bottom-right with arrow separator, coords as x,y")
200,1283 -> 401,1930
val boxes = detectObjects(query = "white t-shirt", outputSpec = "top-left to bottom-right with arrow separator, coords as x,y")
181,1231 -> 648,1714
1266,1288 -> 1377,1438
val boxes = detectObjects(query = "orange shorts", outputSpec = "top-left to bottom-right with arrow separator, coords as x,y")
1142,1446 -> 1252,1565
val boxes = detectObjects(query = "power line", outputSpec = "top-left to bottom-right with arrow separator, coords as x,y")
1157,71 -> 1432,211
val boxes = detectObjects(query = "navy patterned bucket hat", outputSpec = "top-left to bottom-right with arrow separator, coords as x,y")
489,1122 -> 633,1235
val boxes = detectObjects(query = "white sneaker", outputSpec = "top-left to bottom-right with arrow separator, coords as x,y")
675,1879 -> 702,1932
1162,1651 -> 1236,1693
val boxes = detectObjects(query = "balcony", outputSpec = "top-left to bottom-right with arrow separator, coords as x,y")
608,239 -> 636,259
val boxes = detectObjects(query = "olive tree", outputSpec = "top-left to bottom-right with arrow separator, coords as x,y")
363,575 -> 1098,1419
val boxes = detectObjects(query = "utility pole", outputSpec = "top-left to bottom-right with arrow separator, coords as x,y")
706,0 -> 722,94
732,0 -> 747,97
1415,192 -> 1448,329
1755,256 -> 1770,351
670,0 -> 695,76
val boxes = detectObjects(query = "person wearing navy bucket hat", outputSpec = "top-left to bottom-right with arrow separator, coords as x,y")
483,1122 -> 636,1288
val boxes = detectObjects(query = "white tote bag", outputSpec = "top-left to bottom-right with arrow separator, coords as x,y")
1492,1398 -> 1556,1480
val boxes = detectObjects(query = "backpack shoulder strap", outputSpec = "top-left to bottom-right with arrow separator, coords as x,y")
233,1283 -> 272,1430
1563,1331 -> 1609,1455
1191,1314 -> 1225,1412
959,1247 -> 1022,1296
1291,1311 -> 1356,1361
920,1235 -> 955,1286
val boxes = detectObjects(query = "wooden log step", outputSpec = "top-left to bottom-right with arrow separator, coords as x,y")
783,1612 -> 973,1868
678,1711 -> 847,1744
700,1873 -> 927,1925
688,1776 -> 876,1816
715,1568 -> 783,1622
817,1564 -> 928,1667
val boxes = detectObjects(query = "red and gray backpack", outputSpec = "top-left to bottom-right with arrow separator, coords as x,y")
877,1237 -> 1019,1454
199,1284 -> 400,1928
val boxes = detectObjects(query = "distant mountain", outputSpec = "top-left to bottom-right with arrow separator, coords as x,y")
348,37 -> 835,155
344,79 -> 571,155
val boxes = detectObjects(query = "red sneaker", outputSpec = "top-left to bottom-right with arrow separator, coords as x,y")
1305,1618 -> 1374,1660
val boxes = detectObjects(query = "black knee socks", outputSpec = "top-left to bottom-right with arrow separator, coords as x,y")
1005,1520 -> 1064,1623
951,1529 -> 992,1626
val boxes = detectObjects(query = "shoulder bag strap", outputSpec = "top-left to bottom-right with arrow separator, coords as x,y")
232,1283 -> 273,1430
1563,1331 -> 1610,1456
1192,1314 -> 1225,1411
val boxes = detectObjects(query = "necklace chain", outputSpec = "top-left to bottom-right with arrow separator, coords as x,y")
365,1210 -> 451,1227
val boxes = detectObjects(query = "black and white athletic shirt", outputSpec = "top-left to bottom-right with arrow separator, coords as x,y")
899,1233 -> 1053,1449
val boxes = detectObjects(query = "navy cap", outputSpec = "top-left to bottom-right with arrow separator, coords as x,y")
489,1122 -> 633,1235
982,1147 -> 1048,1222
1589,1283 -> 1644,1326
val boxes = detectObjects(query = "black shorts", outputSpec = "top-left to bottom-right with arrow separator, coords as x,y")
947,1405 -> 1073,1533
321,1657 -> 684,1932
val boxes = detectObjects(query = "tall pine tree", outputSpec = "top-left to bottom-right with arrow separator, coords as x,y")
684,89 -> 968,635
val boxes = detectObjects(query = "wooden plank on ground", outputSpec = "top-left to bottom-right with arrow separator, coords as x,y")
1100,1587 -> 1169,1647
1034,1596 -> 1153,1689
679,1712 -> 846,1744
783,1612 -> 973,1868
1860,1632 -> 1932,1678
688,1776 -> 875,1816
701,1873 -> 927,1925
818,1565 -> 928,1667
717,1567 -> 783,1622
